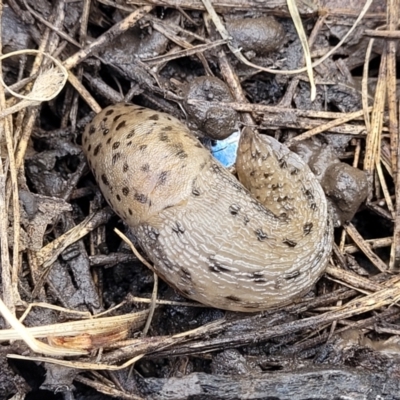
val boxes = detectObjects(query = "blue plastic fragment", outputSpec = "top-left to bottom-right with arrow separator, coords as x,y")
209,130 -> 240,168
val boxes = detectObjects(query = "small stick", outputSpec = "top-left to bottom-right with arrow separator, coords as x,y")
345,223 -> 388,273
114,229 -> 158,338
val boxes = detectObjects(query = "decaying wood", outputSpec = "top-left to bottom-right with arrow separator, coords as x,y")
137,368 -> 400,400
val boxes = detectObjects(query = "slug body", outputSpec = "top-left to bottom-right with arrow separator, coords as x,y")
82,104 -> 333,312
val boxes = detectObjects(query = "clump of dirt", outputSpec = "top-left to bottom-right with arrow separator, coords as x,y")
184,76 -> 239,139
0,1 -> 397,399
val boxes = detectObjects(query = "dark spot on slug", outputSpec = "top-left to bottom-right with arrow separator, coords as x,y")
123,163 -> 129,172
87,144 -> 92,152
283,238 -> 297,247
172,222 -> 185,235
280,212 -> 288,220
149,114 -> 159,121
113,141 -> 121,150
250,170 -> 255,177
303,222 -> 313,235
127,141 -> 132,146
195,143 -> 203,148
134,193 -> 148,203
192,188 -> 200,196
272,183 -> 282,191
283,270 -> 300,280
263,173 -> 271,179
139,145 -> 147,151
161,259 -> 174,271
105,109 -> 114,116
180,267 -> 191,281
89,125 -> 96,135
106,137 -> 112,145
226,295 -> 241,302
278,159 -> 287,169
116,194 -> 121,202
122,187 -> 129,196
255,229 -> 268,241
127,130 -> 135,139
211,163 -> 222,174
112,153 -> 121,165
103,128 -> 110,136
113,114 -> 122,122
208,256 -> 232,274
128,208 -> 133,215
304,189 -> 314,200
311,203 -> 318,210
209,263 -> 231,273
161,126 -> 173,132
243,215 -> 250,225
147,226 -> 159,241
93,143 -> 102,156
176,150 -> 188,159
141,164 -> 150,172
101,174 -> 109,186
159,133 -> 170,142
229,204 -> 241,215
157,171 -> 168,186
291,168 -> 299,175
116,121 -> 126,131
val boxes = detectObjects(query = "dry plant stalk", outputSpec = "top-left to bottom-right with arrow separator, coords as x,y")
0,49 -> 68,119
286,0 -> 315,100
0,297 -> 86,356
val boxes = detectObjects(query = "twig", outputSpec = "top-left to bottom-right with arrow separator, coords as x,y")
386,0 -> 400,269
0,2 -> 16,315
344,223 -> 388,272
287,108 -> 372,145
364,50 -> 387,175
144,38 -> 227,65
114,229 -> 158,337
287,0 -> 315,100
0,297 -> 87,356
63,6 -> 154,70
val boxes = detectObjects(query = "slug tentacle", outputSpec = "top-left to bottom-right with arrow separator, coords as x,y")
82,104 -> 333,312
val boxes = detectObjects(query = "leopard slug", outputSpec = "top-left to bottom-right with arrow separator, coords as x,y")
82,103 -> 333,312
